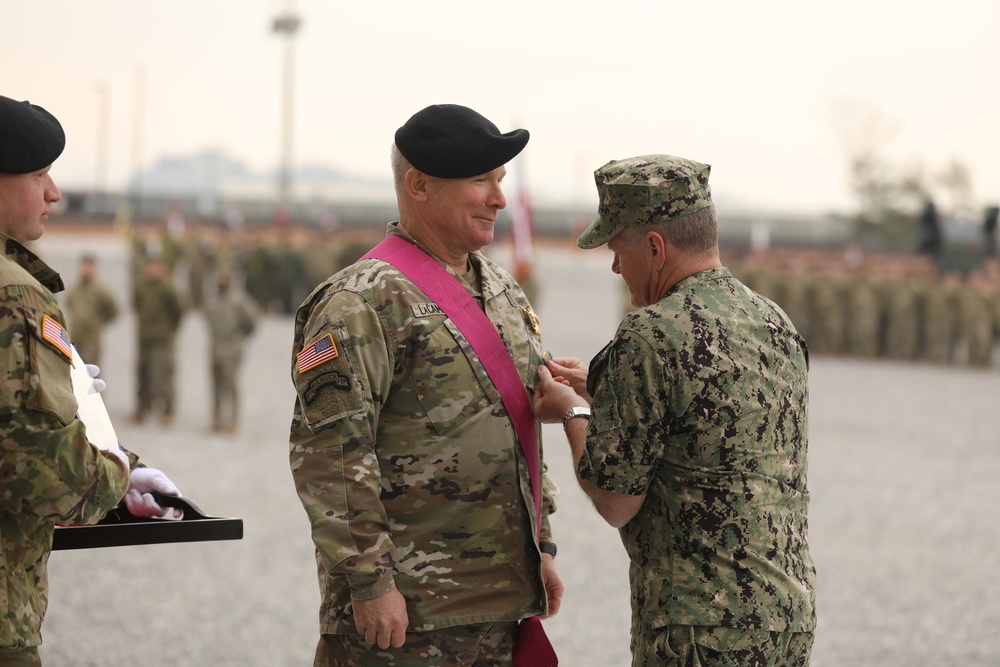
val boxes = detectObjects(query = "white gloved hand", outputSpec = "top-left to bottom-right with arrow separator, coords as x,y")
85,363 -> 107,393
126,467 -> 183,518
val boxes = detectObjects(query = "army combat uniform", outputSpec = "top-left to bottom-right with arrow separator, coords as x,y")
0,233 -> 134,657
64,271 -> 118,367
289,225 -> 555,640
581,267 -> 816,667
205,287 -> 258,431
133,272 -> 184,422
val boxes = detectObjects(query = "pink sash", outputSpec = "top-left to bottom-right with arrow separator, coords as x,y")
362,236 -> 557,666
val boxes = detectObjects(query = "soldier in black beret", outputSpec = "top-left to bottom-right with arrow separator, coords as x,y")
291,104 -> 562,665
0,95 -> 182,665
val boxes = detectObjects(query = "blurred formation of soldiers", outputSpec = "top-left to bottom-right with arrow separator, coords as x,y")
728,245 -> 1000,369
126,214 -> 382,430
64,254 -> 118,366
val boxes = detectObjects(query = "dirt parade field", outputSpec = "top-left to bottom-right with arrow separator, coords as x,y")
27,230 -> 1000,666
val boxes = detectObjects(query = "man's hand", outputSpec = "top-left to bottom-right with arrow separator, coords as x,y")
533,364 -> 589,424
540,553 -> 564,618
545,357 -> 590,401
352,587 -> 408,649
126,467 -> 182,518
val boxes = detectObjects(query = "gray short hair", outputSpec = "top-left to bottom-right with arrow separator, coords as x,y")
390,144 -> 411,200
616,203 -> 718,257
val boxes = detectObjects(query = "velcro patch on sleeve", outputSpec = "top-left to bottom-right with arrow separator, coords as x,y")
41,314 -> 73,360
295,324 -> 367,431
297,333 -> 339,373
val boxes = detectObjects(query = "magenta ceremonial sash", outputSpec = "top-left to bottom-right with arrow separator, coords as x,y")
362,236 -> 542,527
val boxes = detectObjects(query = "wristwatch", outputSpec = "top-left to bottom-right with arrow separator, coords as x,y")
562,405 -> 591,426
539,541 -> 557,558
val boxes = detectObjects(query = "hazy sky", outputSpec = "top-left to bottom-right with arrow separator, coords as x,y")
3,0 -> 998,215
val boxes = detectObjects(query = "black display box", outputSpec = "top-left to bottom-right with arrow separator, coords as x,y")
53,494 -> 243,551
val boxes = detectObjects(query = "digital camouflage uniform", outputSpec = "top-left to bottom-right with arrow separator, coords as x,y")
0,232 -> 136,653
289,224 -> 554,640
577,157 -> 814,659
580,267 -> 816,665
64,273 -> 118,367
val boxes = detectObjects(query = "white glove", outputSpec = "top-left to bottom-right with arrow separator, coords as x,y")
85,363 -> 107,393
126,467 -> 183,518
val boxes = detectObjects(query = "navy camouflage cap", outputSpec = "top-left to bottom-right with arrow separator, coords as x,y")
0,95 -> 65,174
577,154 -> 712,249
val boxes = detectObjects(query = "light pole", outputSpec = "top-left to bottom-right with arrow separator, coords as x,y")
272,6 -> 300,229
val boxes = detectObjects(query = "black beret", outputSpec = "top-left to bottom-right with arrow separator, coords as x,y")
395,104 -> 528,179
0,95 -> 66,175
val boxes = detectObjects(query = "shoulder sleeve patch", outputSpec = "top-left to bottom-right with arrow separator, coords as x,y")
294,323 -> 368,432
41,314 -> 73,360
297,332 -> 339,373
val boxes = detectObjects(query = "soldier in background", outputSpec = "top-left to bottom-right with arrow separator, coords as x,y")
274,235 -> 305,315
881,263 -> 923,361
920,269 -> 960,364
133,257 -> 185,425
958,269 -> 997,368
182,221 -> 210,310
844,256 -> 883,358
243,230 -> 275,311
205,273 -> 259,433
65,254 -> 118,367
301,226 -> 342,297
809,265 -> 846,356
780,259 -> 812,345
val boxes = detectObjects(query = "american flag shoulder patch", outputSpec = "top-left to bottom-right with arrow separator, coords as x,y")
41,314 -> 73,360
297,332 -> 339,373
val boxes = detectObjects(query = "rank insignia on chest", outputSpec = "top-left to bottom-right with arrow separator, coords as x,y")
297,333 -> 339,373
522,306 -> 541,336
41,314 -> 73,359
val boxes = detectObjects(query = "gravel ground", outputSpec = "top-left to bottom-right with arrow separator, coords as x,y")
29,232 -> 1000,666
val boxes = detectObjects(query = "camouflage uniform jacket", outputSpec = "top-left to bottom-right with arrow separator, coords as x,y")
289,224 -> 555,634
133,277 -> 183,344
206,291 -> 258,364
0,233 -> 134,649
65,276 -> 118,347
580,267 -> 816,634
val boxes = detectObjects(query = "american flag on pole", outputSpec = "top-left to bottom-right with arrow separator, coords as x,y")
509,153 -> 535,284
297,333 -> 339,373
42,314 -> 73,359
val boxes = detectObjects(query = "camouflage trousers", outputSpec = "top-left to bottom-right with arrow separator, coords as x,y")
632,625 -> 813,667
135,340 -> 176,418
0,647 -> 41,667
314,622 -> 517,667
211,357 -> 240,429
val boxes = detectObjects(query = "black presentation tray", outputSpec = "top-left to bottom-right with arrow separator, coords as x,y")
53,493 -> 243,551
